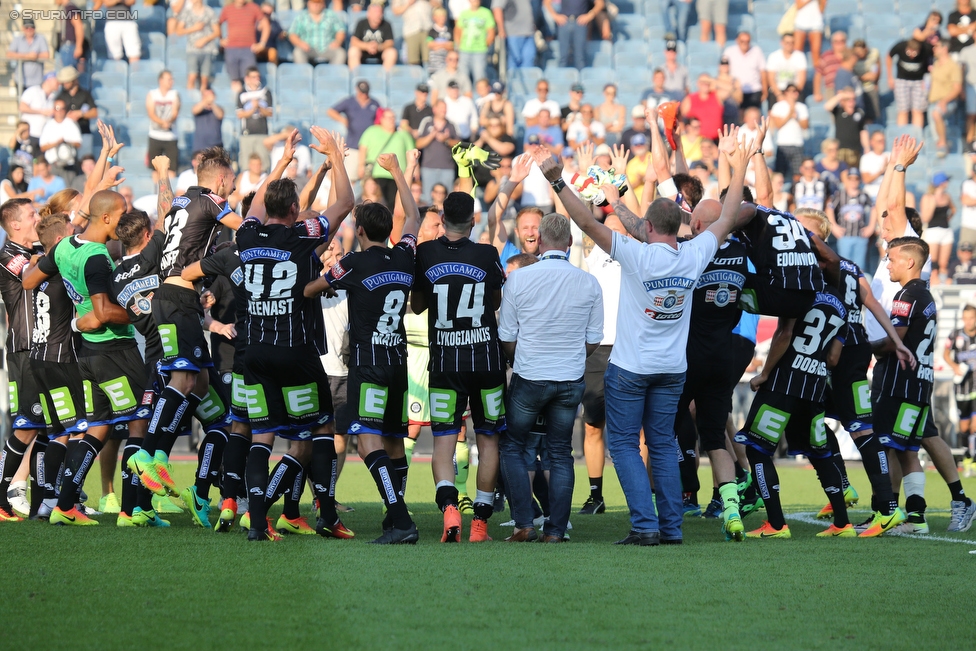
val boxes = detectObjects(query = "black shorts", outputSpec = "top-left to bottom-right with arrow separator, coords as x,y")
679,347 -> 737,451
731,334 -> 756,382
229,342 -> 248,423
825,342 -> 873,434
30,359 -> 87,436
428,369 -> 506,436
922,407 -> 939,439
329,375 -> 353,435
109,422 -> 130,440
195,380 -> 231,433
735,388 -> 830,459
148,137 -> 179,170
347,364 -> 408,437
582,345 -> 611,426
242,343 -> 332,437
78,344 -> 151,427
740,277 -> 817,318
874,394 -> 929,452
957,399 -> 975,422
8,351 -> 46,430
153,283 -> 212,373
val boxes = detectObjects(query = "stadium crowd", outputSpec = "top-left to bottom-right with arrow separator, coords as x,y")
1,0 -> 976,543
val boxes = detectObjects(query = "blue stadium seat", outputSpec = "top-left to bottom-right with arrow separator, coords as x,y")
92,32 -> 108,60
347,10 -> 366,35
507,67 -> 544,96
278,10 -> 297,31
97,98 -> 127,119
580,67 -> 613,91
139,6 -> 167,33
388,74 -> 421,96
126,176 -> 157,199
92,85 -> 125,103
614,39 -> 650,56
392,64 -> 427,81
388,88 -> 413,112
614,13 -> 647,41
118,146 -> 148,168
276,93 -> 315,124
686,41 -> 721,67
276,63 -> 314,96
314,64 -> 352,97
129,59 -> 166,76
166,59 -> 187,82
183,89 -> 202,107
312,107 -> 348,135
541,66 -> 580,87
145,31 -> 166,61
95,59 -> 128,76
591,51 -> 613,68
727,13 -> 755,36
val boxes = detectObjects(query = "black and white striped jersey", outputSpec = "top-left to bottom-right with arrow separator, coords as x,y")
200,244 -> 245,369
159,188 -> 234,278
767,287 -> 848,402
111,230 -> 165,362
30,273 -> 78,363
236,215 -> 330,347
874,279 -> 936,403
414,236 -> 506,373
836,258 -> 867,346
0,240 -> 43,353
325,235 -> 416,367
736,205 -> 826,293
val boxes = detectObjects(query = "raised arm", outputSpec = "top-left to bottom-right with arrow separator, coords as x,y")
883,135 -> 924,237
751,118 -> 773,208
706,126 -> 761,243
248,128 -> 300,223
311,126 -> 354,236
377,153 -> 419,237
646,105 -> 673,195
152,155 -> 174,223
486,152 -> 533,256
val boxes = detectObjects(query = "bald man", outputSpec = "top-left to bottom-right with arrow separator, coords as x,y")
25,189 -> 159,526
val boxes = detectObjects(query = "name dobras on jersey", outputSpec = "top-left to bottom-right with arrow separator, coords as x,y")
737,205 -> 825,292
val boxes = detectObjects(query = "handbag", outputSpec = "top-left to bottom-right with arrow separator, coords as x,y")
777,4 -> 797,36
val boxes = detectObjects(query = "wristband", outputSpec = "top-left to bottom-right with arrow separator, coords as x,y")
70,318 -> 80,333
107,157 -> 115,166
754,148 -> 764,156
550,177 -> 566,192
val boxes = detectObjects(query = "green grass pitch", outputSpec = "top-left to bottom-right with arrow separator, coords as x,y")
4,461 -> 975,650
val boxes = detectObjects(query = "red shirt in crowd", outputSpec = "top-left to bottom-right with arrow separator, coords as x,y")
219,1 -> 264,48
685,92 -> 723,140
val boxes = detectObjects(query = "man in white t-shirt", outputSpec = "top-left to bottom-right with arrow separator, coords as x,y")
723,31 -> 766,111
531,134 -> 759,545
39,98 -> 82,183
765,32 -> 808,104
19,73 -> 60,138
521,79 -> 561,127
146,70 -> 180,172
858,129 -> 889,204
769,84 -> 809,184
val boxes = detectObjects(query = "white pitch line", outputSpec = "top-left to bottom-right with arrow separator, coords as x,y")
787,512 -> 976,546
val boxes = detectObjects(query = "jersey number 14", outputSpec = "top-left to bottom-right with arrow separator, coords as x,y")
432,282 -> 486,329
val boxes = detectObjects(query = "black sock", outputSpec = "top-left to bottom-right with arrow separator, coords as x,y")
245,443 -> 272,531
589,476 -> 603,501
675,410 -> 699,496
473,501 -> 493,521
56,434 -> 102,511
44,439 -> 66,499
855,435 -> 897,515
121,440 -> 142,515
58,439 -> 80,497
283,465 -> 304,519
310,435 -> 338,525
825,425 -> 851,490
0,435 -> 29,507
194,429 -> 228,499
712,486 -> 721,502
735,465 -> 748,483
747,446 -> 785,530
812,457 -> 850,527
948,480 -> 971,505
906,493 -> 927,515
389,456 -> 408,500
221,434 -> 250,499
266,454 -> 302,509
366,450 -> 411,529
156,429 -> 180,457
435,484 -> 460,512
145,386 -> 192,450
29,435 -> 48,516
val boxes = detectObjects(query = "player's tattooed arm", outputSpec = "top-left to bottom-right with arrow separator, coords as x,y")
607,196 -> 648,243
859,275 -> 916,369
750,317 -> 794,391
152,155 -> 174,226
582,233 -> 596,257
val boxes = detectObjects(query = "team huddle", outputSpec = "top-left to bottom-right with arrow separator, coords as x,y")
0,112 -> 974,544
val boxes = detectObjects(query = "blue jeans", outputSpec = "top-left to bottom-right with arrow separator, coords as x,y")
459,51 -> 489,85
499,373 -> 585,538
836,236 -> 868,271
506,36 -> 537,69
557,19 -> 587,69
604,363 -> 685,539
59,42 -> 80,69
662,0 -> 692,42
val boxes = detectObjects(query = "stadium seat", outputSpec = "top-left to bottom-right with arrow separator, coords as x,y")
92,32 -> 108,60
92,85 -> 125,103
591,51 -> 613,68
276,93 -> 315,124
166,36 -> 188,63
94,59 -> 128,76
686,41 -> 721,67
276,63 -> 314,97
727,14 -> 755,36
392,64 -> 427,81
314,64 -> 351,96
581,67 -> 613,91
129,59 -> 166,76
139,6 -> 167,33
311,108 -> 348,135
278,10 -> 297,31
542,66 -> 580,87
353,65 -> 388,95
388,88 -> 413,112
145,32 -> 166,61
614,14 -> 647,41
506,67 -> 544,96
166,59 -> 187,82
97,98 -> 127,119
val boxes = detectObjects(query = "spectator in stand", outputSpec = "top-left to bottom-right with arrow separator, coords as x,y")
824,88 -> 868,166
288,0 -> 347,65
828,167 -> 874,269
770,84 -> 808,185
929,38 -> 964,158
714,57 -> 743,124
921,172 -> 957,283
858,129 -> 888,204
176,150 -> 204,194
792,0 -> 824,73
833,50 -> 861,101
7,19 -> 50,90
597,84 -> 626,143
662,38 -> 690,100
739,106 -> 773,178
176,0 -> 221,90
358,108 -> 415,207
661,0 -> 692,43
493,0 -> 537,69
959,40 -> 976,143
765,32 -> 807,106
254,1 -> 284,64
236,66 -> 273,171
543,0 -> 604,70
697,0 -> 728,49
9,122 -> 39,179
39,99 -> 82,184
524,110 -> 565,156
26,159 -> 66,204
472,115 -> 515,188
561,83 -> 586,133
430,52 -> 473,102
852,39 -> 881,124
913,10 -> 944,49
566,105 -> 607,147
54,0 -> 89,72
679,117 -> 704,163
55,67 -> 96,158
146,71 -> 180,172
816,138 -> 848,196
391,0 -> 432,66
328,80 -> 381,188
961,155 -> 976,246
949,0 -> 976,54
625,133 -> 652,202
349,2 -> 398,70
723,31 -> 765,111
416,99 -> 460,200
94,0 -> 140,62
444,80 -> 480,139
522,79 -> 561,127
230,153 -> 268,209
641,68 -> 672,108
426,7 -> 454,74
793,158 -> 829,212
191,87 -> 224,152
401,83 -> 433,138
814,31 -> 846,102
70,157 -> 93,192
952,242 -> 976,283
887,38 -> 930,130
219,0 -> 270,95
267,125 -> 312,176
681,74 -> 723,141
455,0 -> 496,85
620,106 -> 650,151
19,73 -> 59,141
480,81 -> 515,135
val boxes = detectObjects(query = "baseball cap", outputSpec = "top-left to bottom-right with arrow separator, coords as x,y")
22,18 -> 35,27
447,80 -> 460,89
491,80 -> 505,94
562,147 -> 575,158
356,80 -> 370,93
934,171 -> 951,185
632,105 -> 645,118
690,160 -> 709,170
594,144 -> 612,157
527,134 -> 541,145
416,82 -> 429,92
665,38 -> 678,51
571,83 -> 585,93
631,133 -> 648,147
961,241 -> 974,252
43,71 -> 57,83
846,167 -> 860,178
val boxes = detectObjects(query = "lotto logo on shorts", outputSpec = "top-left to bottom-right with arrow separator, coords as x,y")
360,384 -> 388,418
284,383 -> 319,418
8,382 -> 18,414
481,386 -> 505,420
752,405 -> 790,445
100,377 -> 138,412
49,386 -> 77,422
158,324 -> 178,357
810,413 -> 827,449
429,390 -> 458,423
